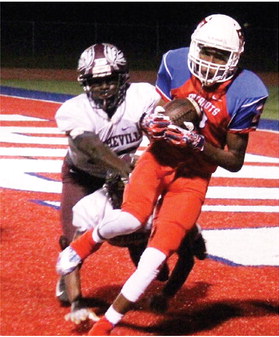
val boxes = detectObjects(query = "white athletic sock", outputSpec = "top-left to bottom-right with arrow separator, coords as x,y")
105,305 -> 124,325
121,247 -> 167,302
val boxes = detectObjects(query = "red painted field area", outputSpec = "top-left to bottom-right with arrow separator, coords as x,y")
1,95 -> 278,336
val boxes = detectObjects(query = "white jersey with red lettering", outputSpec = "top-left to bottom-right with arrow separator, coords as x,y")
55,82 -> 160,177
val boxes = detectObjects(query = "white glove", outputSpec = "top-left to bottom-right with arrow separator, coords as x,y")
64,300 -> 100,324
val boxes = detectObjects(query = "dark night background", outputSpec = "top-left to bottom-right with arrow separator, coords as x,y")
1,2 -> 278,27
1,2 -> 278,71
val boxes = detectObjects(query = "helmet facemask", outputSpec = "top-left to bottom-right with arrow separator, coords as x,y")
80,73 -> 129,113
188,42 -> 241,86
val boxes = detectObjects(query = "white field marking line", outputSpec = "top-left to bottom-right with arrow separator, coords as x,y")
244,153 -> 279,163
0,147 -> 67,157
206,186 -> 279,200
0,126 -> 64,134
0,114 -> 48,122
212,165 -> 279,179
202,205 -> 279,212
1,127 -> 278,162
203,226 -> 279,266
0,134 -> 68,145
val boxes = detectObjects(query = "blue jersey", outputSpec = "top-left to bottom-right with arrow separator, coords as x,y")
156,47 -> 268,150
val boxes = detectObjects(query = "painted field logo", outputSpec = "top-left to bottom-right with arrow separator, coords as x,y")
1,94 -> 279,267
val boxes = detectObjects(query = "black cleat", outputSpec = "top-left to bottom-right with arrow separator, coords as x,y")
191,224 -> 207,260
156,263 -> 169,282
149,294 -> 169,313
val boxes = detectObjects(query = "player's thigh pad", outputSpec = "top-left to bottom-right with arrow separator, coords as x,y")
122,151 -> 175,224
149,175 -> 209,256
72,189 -> 112,232
97,211 -> 142,239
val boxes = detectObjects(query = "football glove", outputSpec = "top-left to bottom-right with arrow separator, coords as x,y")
103,173 -> 125,209
165,125 -> 205,151
140,108 -> 171,139
65,298 -> 100,324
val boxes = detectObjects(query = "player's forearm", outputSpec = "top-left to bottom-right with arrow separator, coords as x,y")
202,141 -> 245,172
86,141 -> 130,176
69,131 -> 131,177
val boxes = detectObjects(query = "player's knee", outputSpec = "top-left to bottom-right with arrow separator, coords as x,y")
98,211 -> 141,239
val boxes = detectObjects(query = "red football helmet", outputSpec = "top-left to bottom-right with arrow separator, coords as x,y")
77,43 -> 130,112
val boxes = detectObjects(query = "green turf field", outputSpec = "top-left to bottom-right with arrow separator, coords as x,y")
1,79 -> 278,120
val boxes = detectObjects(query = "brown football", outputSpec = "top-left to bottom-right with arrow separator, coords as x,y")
163,98 -> 202,130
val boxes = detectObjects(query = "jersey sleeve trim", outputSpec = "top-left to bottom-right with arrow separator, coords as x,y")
163,51 -> 173,80
241,95 -> 268,108
228,127 -> 257,134
155,86 -> 171,102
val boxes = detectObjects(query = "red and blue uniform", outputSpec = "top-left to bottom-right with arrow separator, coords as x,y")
156,47 -> 268,144
122,47 -> 268,256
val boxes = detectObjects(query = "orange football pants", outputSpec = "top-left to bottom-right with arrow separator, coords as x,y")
122,150 -> 210,257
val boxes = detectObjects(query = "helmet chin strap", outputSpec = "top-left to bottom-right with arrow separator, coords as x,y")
102,98 -> 108,111
99,77 -> 122,115
85,75 -> 128,117
89,95 -> 118,117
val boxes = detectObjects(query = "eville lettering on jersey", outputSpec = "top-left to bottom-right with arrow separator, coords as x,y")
105,130 -> 142,148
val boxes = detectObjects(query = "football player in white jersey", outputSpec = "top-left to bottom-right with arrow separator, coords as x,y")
55,42 -> 206,324
55,43 -> 161,309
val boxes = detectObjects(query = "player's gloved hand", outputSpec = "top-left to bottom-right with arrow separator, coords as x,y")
140,107 -> 171,139
165,125 -> 205,151
64,298 -> 100,324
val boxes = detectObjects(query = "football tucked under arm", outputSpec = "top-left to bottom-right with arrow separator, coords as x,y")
140,98 -> 202,139
163,98 -> 205,151
163,97 -> 202,131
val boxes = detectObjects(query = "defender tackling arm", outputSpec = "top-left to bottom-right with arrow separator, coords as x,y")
68,131 -> 132,178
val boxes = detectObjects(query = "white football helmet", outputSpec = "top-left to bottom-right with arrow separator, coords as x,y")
77,43 -> 129,111
188,14 -> 245,86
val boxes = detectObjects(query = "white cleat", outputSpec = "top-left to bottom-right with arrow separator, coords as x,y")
56,246 -> 82,275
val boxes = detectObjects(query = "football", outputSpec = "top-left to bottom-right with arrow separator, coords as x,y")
163,98 -> 202,130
